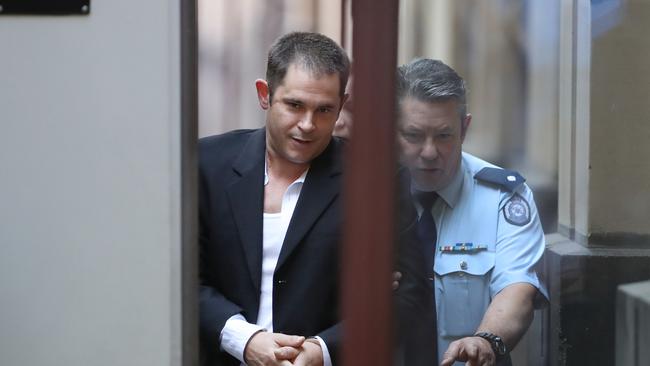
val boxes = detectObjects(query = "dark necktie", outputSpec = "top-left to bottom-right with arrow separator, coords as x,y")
415,191 -> 439,361
416,191 -> 438,277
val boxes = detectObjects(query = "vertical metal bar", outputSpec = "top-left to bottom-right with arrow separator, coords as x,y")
342,1 -> 399,365
181,0 -> 199,365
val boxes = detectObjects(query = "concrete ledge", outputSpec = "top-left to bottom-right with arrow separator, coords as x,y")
545,234 -> 650,366
616,280 -> 650,366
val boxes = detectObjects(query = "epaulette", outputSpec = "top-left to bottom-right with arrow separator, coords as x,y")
474,167 -> 525,192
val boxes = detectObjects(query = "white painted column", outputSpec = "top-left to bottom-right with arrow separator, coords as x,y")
616,280 -> 650,366
558,0 -> 650,245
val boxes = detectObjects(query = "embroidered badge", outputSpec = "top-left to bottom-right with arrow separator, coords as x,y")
503,194 -> 531,226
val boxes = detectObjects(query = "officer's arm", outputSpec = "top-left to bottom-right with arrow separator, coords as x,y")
475,282 -> 537,349
440,282 -> 537,366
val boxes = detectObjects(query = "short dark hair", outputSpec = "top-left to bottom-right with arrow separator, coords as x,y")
266,32 -> 350,103
396,58 -> 468,119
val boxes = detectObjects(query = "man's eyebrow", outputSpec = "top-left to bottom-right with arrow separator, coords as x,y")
282,97 -> 303,104
435,125 -> 453,132
401,126 -> 423,132
281,96 -> 338,109
317,102 -> 337,109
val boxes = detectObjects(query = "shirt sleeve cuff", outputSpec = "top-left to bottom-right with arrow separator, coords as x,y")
313,336 -> 332,366
220,314 -> 265,363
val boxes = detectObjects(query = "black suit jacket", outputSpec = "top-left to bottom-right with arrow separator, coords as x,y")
199,128 -> 343,365
199,128 -> 436,366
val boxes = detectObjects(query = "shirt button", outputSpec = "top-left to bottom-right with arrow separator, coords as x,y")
460,261 -> 468,270
277,280 -> 287,285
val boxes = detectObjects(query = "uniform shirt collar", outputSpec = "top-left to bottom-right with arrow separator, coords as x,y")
436,159 -> 465,208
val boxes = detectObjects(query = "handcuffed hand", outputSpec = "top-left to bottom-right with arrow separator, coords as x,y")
244,331 -> 305,366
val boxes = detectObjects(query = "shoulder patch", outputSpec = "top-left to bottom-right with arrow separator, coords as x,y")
474,167 -> 525,192
502,194 -> 531,226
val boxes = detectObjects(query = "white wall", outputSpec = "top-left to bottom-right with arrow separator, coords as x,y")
0,1 -> 184,365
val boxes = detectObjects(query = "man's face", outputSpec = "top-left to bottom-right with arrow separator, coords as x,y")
259,64 -> 345,166
397,97 -> 470,191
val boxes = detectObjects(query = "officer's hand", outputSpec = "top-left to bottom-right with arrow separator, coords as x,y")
292,338 -> 324,366
440,336 -> 495,366
392,271 -> 402,290
244,331 -> 305,366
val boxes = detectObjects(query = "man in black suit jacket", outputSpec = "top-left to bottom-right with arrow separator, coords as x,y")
200,31 -> 437,366
199,32 -> 351,366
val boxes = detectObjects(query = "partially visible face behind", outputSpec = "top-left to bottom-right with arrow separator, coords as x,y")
333,76 -> 353,140
332,97 -> 353,140
397,97 -> 470,191
259,63 -> 345,167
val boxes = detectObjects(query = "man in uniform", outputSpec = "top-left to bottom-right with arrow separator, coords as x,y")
395,58 -> 548,366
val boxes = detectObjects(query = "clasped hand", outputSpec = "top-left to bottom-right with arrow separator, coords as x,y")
244,331 -> 324,366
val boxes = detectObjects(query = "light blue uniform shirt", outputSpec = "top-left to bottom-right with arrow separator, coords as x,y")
416,152 -> 548,363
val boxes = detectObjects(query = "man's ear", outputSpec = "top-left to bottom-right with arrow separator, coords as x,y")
460,113 -> 472,142
255,79 -> 271,110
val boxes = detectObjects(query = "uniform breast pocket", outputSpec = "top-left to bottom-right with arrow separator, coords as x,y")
434,251 -> 495,337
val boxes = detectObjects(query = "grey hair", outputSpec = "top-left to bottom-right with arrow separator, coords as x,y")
396,58 -> 468,120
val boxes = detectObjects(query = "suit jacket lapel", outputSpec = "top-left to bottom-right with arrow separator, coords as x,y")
276,140 -> 342,270
226,128 -> 266,292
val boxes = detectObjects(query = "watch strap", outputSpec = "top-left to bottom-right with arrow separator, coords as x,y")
474,332 -> 508,360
